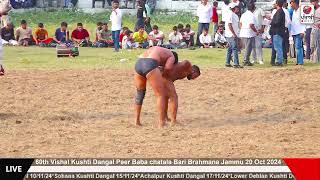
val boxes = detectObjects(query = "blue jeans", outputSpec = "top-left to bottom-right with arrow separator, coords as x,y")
293,34 -> 304,65
112,30 -> 120,50
226,37 -> 239,65
273,35 -> 284,64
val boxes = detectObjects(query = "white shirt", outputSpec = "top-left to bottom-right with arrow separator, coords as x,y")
215,32 -> 227,43
229,1 -> 240,8
290,8 -> 306,35
221,3 -> 231,22
240,10 -> 256,38
271,9 -> 277,18
169,32 -> 183,44
253,8 -> 265,29
149,31 -> 164,39
197,3 -> 213,23
225,12 -> 240,38
199,33 -> 212,44
283,8 -> 291,28
110,8 -> 123,31
183,30 -> 195,41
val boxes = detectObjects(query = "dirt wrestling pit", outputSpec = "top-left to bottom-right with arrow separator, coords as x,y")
0,68 -> 319,157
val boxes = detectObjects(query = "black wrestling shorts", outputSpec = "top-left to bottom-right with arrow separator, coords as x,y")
135,58 -> 159,77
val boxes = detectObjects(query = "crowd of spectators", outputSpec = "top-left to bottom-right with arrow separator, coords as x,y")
1,0 -> 320,66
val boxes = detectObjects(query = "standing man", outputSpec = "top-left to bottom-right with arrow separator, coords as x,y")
290,0 -> 306,65
146,0 -> 156,16
0,0 -> 11,75
310,0 -> 320,63
282,2 -> 291,64
212,1 -> 219,37
270,0 -> 286,66
225,4 -> 241,68
196,0 -> 212,46
252,4 -> 266,64
221,0 -> 231,25
110,0 -> 122,52
239,2 -> 259,66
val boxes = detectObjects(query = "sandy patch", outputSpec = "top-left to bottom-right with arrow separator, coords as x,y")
0,68 -> 319,157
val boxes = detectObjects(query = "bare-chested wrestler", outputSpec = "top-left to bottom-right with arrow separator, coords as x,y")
161,60 -> 200,125
134,46 -> 200,127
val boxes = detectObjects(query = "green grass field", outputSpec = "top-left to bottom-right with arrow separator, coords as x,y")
5,10 -> 320,70
3,46 -> 320,70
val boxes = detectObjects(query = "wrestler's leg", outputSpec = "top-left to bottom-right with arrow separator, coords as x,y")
134,72 -> 147,126
166,81 -> 178,124
147,69 -> 168,128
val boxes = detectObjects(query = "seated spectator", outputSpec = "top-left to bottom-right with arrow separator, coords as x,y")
132,26 -> 149,49
214,25 -> 227,48
120,27 -> 133,46
95,22 -> 103,42
53,22 -> 71,45
183,24 -> 195,47
177,23 -> 185,34
144,17 -> 152,34
148,25 -> 164,47
1,22 -> 18,46
34,23 -> 53,46
122,30 -> 134,49
95,23 -> 113,47
199,28 -> 214,48
167,26 -> 187,49
15,20 -> 33,46
71,23 -> 91,47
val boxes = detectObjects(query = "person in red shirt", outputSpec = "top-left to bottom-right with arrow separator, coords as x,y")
71,23 -> 91,47
120,27 -> 133,48
212,1 -> 219,37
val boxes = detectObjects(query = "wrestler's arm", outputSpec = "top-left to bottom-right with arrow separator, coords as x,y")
162,56 -> 175,78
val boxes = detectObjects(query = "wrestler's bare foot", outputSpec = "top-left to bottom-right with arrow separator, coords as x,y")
159,121 -> 167,128
135,120 -> 142,126
170,120 -> 180,126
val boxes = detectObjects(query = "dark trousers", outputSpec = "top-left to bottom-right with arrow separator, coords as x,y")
283,28 -> 289,61
196,23 -> 210,46
305,28 -> 312,59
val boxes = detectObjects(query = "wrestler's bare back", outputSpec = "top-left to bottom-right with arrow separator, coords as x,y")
140,46 -> 174,66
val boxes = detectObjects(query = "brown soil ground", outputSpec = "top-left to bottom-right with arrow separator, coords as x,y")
0,68 -> 319,158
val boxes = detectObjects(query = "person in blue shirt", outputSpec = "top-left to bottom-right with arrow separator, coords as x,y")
53,22 -> 71,44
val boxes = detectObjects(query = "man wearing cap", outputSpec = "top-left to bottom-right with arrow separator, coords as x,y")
225,4 -> 241,68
